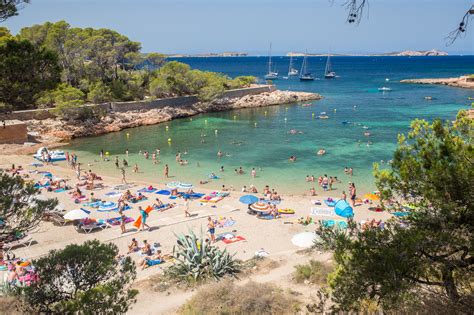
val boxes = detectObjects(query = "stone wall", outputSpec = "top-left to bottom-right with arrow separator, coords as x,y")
0,121 -> 28,144
7,85 -> 275,121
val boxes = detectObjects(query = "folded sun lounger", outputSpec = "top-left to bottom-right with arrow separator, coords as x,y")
310,207 -> 335,217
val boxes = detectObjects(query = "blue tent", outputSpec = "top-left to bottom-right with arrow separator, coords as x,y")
239,195 -> 258,205
334,200 -> 354,218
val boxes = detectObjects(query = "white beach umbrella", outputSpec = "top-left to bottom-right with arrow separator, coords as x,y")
64,209 -> 89,221
291,232 -> 321,248
166,182 -> 180,189
178,182 -> 193,189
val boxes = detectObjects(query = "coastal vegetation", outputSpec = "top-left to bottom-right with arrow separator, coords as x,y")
166,230 -> 240,284
0,21 -> 256,114
293,260 -> 333,286
14,240 -> 138,313
179,280 -> 300,315
315,110 -> 474,312
0,171 -> 57,242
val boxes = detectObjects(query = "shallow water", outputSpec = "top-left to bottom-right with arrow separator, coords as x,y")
64,56 -> 474,195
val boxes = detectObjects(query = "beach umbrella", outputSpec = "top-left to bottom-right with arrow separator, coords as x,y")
291,232 -> 321,248
98,202 -> 118,212
178,182 -> 193,189
250,202 -> 270,213
363,193 -> 380,201
64,209 -> 89,221
334,200 -> 354,218
239,195 -> 259,205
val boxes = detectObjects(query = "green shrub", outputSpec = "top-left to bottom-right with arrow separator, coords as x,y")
180,280 -> 300,315
166,229 -> 240,284
294,260 -> 333,285
87,81 -> 112,103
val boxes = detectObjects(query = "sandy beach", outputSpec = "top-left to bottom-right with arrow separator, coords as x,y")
0,153 -> 390,314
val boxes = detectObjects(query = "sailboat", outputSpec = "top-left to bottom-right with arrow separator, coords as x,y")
264,43 -> 278,80
288,55 -> 298,76
299,52 -> 314,81
324,54 -> 336,79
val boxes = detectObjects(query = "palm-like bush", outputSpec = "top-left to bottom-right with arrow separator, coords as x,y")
167,229 -> 240,283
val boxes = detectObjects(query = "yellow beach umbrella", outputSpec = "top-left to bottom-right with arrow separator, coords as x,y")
363,193 -> 380,201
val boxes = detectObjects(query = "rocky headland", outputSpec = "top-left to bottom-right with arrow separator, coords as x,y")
400,75 -> 474,89
21,90 -> 322,145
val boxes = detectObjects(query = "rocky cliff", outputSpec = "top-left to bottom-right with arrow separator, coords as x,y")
26,90 -> 322,142
400,75 -> 474,89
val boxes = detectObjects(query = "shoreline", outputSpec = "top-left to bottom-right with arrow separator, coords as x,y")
3,89 -> 321,155
400,75 -> 474,89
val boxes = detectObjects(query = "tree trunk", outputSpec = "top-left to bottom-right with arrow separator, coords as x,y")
442,266 -> 459,302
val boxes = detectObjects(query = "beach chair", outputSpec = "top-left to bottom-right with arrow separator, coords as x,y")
3,236 -> 34,253
76,221 -> 109,234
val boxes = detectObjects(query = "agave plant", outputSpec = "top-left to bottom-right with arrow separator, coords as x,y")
167,229 -> 240,283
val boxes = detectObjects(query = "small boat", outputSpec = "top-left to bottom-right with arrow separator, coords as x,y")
264,43 -> 278,80
33,147 -> 67,162
288,55 -> 298,76
319,115 -> 329,119
302,103 -> 312,107
324,53 -> 336,79
299,52 -> 314,81
362,126 -> 369,129
320,111 -> 327,115
385,78 -> 390,81
317,149 -> 326,156
424,96 -> 433,100
364,132 -> 371,136
378,87 -> 392,92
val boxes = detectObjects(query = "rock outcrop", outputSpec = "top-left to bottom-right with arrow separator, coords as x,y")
24,90 -> 322,142
400,75 -> 474,89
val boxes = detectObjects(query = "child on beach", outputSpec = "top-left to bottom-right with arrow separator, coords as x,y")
207,216 -> 216,243
133,164 -> 139,173
164,164 -> 169,178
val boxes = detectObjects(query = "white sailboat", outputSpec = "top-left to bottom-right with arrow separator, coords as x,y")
324,53 -> 336,79
299,51 -> 314,81
288,55 -> 298,76
264,43 -> 278,80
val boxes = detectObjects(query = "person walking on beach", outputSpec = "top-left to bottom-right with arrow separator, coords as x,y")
207,216 -> 216,243
100,149 -> 104,160
349,183 -> 357,207
183,197 -> 191,217
139,206 -> 150,231
121,167 -> 127,184
164,164 -> 169,178
125,148 -> 129,156
115,156 -> 119,168
75,163 -> 81,180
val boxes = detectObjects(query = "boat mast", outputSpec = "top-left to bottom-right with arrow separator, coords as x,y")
325,53 -> 331,74
268,42 -> 272,74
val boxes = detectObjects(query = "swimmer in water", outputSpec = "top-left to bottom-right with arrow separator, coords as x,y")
251,168 -> 256,178
289,156 -> 296,162
217,150 -> 223,158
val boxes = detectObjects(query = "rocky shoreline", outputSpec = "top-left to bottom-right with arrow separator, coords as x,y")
400,75 -> 474,89
14,90 -> 321,151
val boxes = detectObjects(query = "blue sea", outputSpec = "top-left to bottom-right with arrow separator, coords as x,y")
64,56 -> 474,195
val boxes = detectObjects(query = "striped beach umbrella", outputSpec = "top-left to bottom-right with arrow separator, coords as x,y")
250,202 -> 271,213
178,182 -> 193,189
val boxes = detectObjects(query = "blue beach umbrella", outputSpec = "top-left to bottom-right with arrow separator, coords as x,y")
156,189 -> 171,196
334,200 -> 354,218
239,195 -> 259,205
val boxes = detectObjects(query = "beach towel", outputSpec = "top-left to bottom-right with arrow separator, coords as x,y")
156,189 -> 171,195
106,216 -> 135,226
133,206 -> 153,229
54,188 -> 67,193
322,219 -> 348,229
324,199 -> 338,207
97,205 -> 131,212
137,187 -> 157,193
310,207 -> 334,217
257,214 -> 275,220
105,191 -> 122,197
222,236 -> 245,244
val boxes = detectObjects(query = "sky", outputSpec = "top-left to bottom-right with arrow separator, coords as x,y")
3,0 -> 474,55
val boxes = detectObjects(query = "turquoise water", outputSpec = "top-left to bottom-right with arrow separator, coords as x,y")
64,56 -> 474,195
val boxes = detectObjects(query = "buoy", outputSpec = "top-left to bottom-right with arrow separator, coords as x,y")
285,107 -> 289,111
284,118 -> 287,121
126,133 -> 130,137
233,115 -> 237,120
190,118 -> 193,121
215,129 -> 218,134
334,109 -> 337,112
312,113 -> 315,116
167,138 -> 172,142
264,111 -> 267,115
105,152 -> 109,155
254,122 -> 257,127
205,119 -> 208,124
165,126 -> 169,131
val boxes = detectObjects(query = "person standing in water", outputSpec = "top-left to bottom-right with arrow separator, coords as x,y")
115,156 -> 119,168
251,168 -> 256,178
164,164 -> 169,178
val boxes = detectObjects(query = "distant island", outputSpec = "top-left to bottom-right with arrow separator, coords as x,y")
168,52 -> 248,58
167,49 -> 449,57
287,49 -> 448,57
